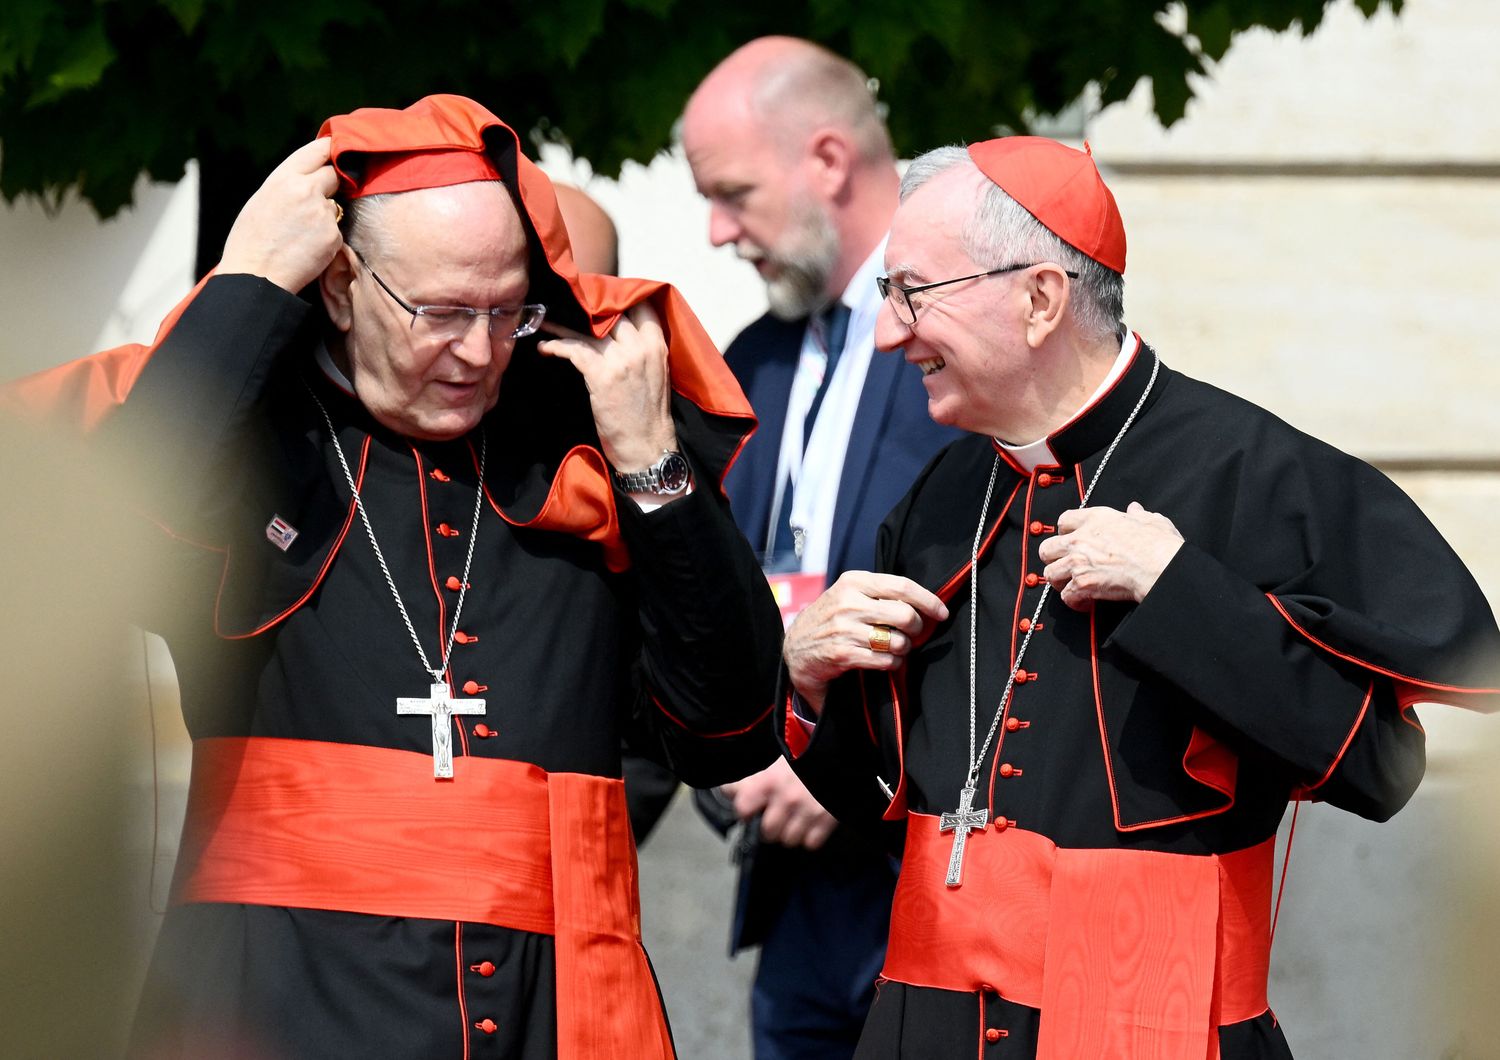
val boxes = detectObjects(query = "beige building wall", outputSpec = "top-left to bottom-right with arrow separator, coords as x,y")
2,1 -> 1495,1055
1080,3 -> 1500,1054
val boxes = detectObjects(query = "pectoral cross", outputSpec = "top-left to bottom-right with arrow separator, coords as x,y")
939,784 -> 989,887
397,682 -> 486,779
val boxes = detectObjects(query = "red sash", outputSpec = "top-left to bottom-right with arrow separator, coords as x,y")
171,737 -> 674,1060
883,814 -> 1273,1059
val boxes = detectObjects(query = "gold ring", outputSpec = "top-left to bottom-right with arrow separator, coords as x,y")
869,624 -> 893,653
332,201 -> 344,224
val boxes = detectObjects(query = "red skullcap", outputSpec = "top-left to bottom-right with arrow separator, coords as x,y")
349,149 -> 501,198
967,137 -> 1126,275
318,96 -> 504,199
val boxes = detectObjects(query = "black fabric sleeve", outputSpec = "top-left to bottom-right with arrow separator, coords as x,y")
615,463 -> 783,788
1107,542 -> 1426,821
93,274 -> 313,540
776,670 -> 894,833
774,463 -> 940,837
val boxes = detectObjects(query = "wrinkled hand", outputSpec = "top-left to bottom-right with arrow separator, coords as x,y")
721,757 -> 837,850
536,302 -> 677,476
219,138 -> 343,294
1037,501 -> 1184,610
785,571 -> 948,716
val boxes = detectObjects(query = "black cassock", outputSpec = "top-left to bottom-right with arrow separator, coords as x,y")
102,275 -> 782,1058
783,340 -> 1500,1059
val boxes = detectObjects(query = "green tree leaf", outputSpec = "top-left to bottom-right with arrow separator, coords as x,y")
0,0 -> 1403,248
26,15 -> 114,107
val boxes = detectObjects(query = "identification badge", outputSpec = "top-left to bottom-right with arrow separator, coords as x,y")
766,570 -> 825,629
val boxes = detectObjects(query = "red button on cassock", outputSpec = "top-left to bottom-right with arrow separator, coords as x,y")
999,764 -> 1015,777
436,522 -> 460,538
470,960 -> 496,977
993,816 -> 1011,831
473,724 -> 495,738
430,468 -> 451,483
455,631 -> 478,644
1005,717 -> 1022,732
475,1018 -> 497,1034
1029,520 -> 1043,534
445,576 -> 469,591
1024,573 -> 1041,587
1014,670 -> 1033,684
462,680 -> 488,695
1036,473 -> 1055,487
986,1028 -> 1003,1043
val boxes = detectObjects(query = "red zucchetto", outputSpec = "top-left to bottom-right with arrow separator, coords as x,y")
967,136 -> 1127,275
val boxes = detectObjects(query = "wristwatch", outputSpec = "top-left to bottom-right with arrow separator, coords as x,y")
611,450 -> 691,496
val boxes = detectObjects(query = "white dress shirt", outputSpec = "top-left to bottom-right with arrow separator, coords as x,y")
766,239 -> 888,575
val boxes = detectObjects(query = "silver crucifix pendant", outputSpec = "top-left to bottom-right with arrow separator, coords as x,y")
938,783 -> 989,888
397,681 -> 486,779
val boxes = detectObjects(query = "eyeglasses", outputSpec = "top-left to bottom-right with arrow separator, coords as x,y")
876,262 -> 1079,326
352,248 -> 547,343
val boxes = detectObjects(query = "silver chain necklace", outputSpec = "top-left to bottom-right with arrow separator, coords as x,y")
939,352 -> 1160,886
309,385 -> 490,778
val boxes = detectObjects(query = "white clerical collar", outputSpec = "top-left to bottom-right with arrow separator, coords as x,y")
996,330 -> 1140,473
316,344 -> 358,397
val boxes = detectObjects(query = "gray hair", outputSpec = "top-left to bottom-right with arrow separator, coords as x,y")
900,146 -> 1124,341
339,192 -> 400,260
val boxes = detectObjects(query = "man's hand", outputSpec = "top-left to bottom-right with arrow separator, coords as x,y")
785,571 -> 948,716
219,138 -> 343,294
536,302 -> 679,486
721,757 -> 837,850
1037,501 -> 1184,610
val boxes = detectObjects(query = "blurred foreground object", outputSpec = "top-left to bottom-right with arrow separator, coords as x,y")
0,414 -> 161,1057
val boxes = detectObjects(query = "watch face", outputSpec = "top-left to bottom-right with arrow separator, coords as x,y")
658,452 -> 691,492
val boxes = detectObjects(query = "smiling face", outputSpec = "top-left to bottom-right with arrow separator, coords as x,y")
324,181 -> 530,441
875,167 -> 1039,438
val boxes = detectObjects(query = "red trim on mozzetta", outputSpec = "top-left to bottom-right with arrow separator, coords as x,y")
454,924 -> 472,1060
783,689 -> 812,760
1048,335 -> 1142,439
414,448 -> 468,764
649,693 -> 776,739
215,435 -> 370,640
1182,725 -> 1238,800
173,736 -> 674,1059
934,479 -> 1025,605
1301,681 -> 1374,793
1013,478 -> 1037,661
989,439 -> 1032,477
1090,607 -> 1237,832
881,670 -> 910,820
1266,594 -> 1500,703
1270,799 -> 1300,949
883,818 -> 1272,1057
475,441 -> 630,573
414,447 -> 447,644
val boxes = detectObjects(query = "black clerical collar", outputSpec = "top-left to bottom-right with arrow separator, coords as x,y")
992,331 -> 1164,472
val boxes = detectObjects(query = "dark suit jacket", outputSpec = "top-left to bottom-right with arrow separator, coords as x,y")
714,309 -> 960,952
722,312 -> 959,576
